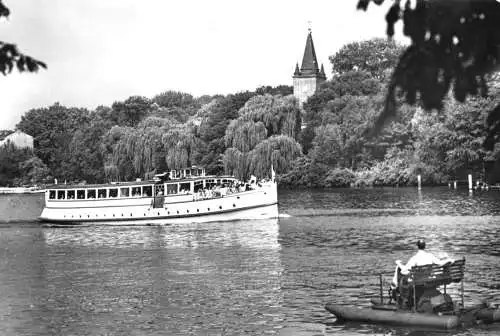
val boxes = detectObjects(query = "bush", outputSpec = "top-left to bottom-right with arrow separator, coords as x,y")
324,168 -> 355,187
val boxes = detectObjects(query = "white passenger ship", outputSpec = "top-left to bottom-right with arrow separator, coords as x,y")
39,167 -> 278,225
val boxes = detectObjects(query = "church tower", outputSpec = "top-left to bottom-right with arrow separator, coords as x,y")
293,29 -> 326,106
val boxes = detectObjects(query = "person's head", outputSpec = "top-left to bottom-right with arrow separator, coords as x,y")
417,239 -> 426,250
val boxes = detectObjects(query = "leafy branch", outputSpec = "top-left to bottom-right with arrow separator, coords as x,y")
358,0 -> 500,149
0,1 -> 46,75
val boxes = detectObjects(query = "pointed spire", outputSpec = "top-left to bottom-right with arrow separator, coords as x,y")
320,64 -> 326,79
294,63 -> 301,76
300,31 -> 320,75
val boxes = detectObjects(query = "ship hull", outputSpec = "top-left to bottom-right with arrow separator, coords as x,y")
40,182 -> 278,226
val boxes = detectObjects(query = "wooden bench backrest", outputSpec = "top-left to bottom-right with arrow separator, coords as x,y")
410,258 -> 465,287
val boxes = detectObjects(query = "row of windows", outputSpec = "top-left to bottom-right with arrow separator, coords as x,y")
171,168 -> 205,179
48,178 -> 237,200
50,185 -> 163,200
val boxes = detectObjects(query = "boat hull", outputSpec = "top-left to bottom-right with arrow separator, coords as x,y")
325,303 -> 500,330
40,203 -> 278,226
326,303 -> 460,330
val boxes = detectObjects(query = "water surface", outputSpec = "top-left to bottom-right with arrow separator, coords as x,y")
1,187 -> 500,335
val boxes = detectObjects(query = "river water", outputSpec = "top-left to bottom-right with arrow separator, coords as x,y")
1,188 -> 500,335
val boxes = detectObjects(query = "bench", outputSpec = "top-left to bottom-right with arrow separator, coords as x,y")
410,258 -> 465,289
408,258 -> 466,311
389,258 -> 466,311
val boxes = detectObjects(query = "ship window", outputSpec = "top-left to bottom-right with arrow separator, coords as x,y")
194,181 -> 203,192
120,187 -> 129,197
77,190 -> 85,199
132,187 -> 141,197
98,189 -> 107,198
57,190 -> 66,199
186,169 -> 191,176
198,169 -> 204,176
142,186 -> 152,197
49,190 -> 56,199
179,182 -> 190,194
155,184 -> 164,196
205,179 -> 216,189
87,189 -> 96,199
166,183 -> 178,195
67,190 -> 75,199
109,188 -> 118,198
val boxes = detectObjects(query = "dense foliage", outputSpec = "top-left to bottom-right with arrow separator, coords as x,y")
2,34 -> 499,188
356,0 -> 500,150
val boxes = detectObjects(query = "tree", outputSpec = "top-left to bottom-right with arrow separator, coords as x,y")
223,95 -> 302,179
152,91 -> 200,122
0,143 -> 38,186
255,85 -> 293,96
197,91 -> 256,174
19,156 -> 50,185
308,94 -> 383,169
357,0 -> 500,148
329,38 -> 404,79
67,112 -> 113,183
0,1 -> 46,75
301,70 -> 382,153
109,96 -> 153,127
17,103 -> 90,180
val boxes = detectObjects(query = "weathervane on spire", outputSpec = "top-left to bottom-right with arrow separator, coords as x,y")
307,20 -> 312,33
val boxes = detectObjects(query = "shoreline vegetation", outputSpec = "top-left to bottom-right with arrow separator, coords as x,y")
1,38 -> 500,189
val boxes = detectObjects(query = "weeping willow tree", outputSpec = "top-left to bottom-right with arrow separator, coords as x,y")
225,119 -> 267,152
102,117 -> 203,179
248,135 -> 302,178
162,125 -> 203,169
238,94 -> 302,138
102,125 -> 137,181
223,94 -> 303,179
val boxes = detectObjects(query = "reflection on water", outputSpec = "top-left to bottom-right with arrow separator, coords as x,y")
1,187 -> 500,335
43,221 -> 281,251
1,220 -> 283,335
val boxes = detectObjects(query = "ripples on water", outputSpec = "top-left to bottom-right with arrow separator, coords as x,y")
1,187 -> 500,335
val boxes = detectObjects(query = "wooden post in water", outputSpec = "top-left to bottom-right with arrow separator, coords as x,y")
468,174 -> 473,192
460,279 -> 465,309
379,274 -> 384,304
417,175 -> 421,191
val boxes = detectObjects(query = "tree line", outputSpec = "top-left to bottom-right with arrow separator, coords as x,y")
1,38 -> 499,187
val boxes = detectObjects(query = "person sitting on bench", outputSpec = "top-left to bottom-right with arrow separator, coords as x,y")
390,240 -> 454,304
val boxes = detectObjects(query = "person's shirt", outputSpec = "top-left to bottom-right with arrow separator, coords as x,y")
405,250 -> 442,269
397,249 -> 455,275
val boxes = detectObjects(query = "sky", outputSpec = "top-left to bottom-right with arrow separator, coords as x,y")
0,0 -> 404,130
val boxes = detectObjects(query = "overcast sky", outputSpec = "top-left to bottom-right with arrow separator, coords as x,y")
0,0 -> 404,129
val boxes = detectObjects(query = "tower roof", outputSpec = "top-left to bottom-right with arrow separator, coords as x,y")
301,32 -> 319,73
294,30 -> 325,79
